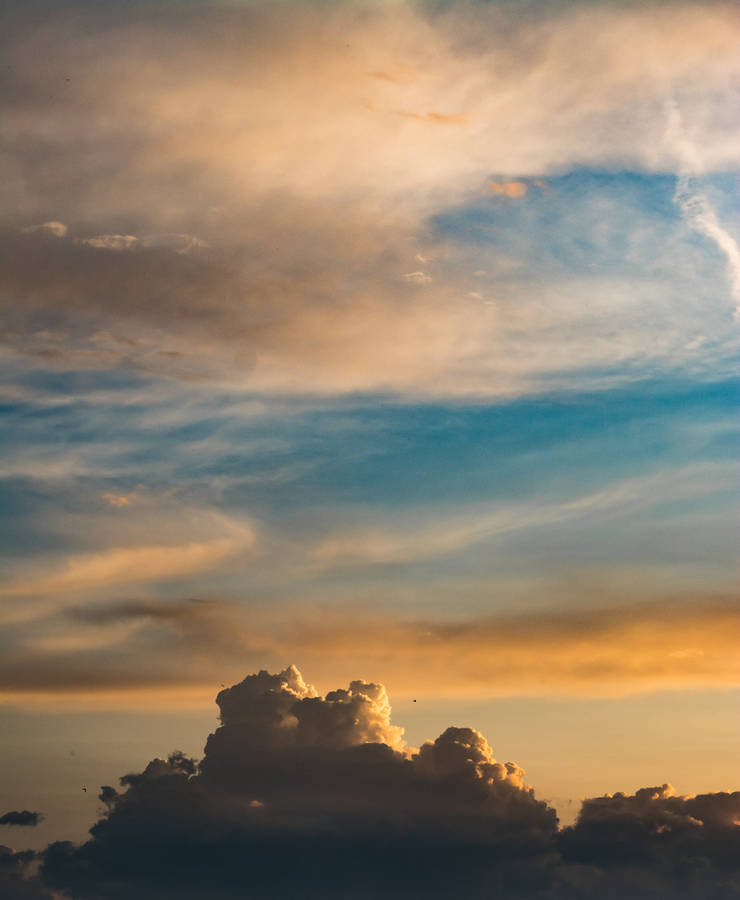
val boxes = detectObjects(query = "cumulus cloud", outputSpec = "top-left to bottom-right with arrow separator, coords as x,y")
558,784 -> 740,899
40,666 -> 558,899
29,666 -> 740,899
0,812 -> 43,827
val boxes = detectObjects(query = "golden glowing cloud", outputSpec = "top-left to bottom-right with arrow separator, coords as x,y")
1,597 -> 738,706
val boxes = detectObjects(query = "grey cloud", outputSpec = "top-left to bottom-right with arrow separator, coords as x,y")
557,785 -> 740,899
0,846 -> 51,900
67,598 -> 214,625
0,812 -> 44,827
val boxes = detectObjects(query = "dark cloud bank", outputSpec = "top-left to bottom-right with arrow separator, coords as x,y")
5,667 -> 740,899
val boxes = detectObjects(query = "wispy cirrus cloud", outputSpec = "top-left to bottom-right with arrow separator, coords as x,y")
0,537 -> 249,599
666,101 -> 740,318
310,461 -> 740,569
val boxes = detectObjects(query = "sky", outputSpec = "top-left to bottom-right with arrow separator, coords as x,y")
1,0 -> 739,897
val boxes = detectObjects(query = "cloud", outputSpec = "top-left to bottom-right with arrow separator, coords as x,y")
395,109 -> 468,125
0,535 -> 253,600
0,846 -> 53,900
401,270 -> 432,284
33,666 -> 740,899
40,666 -> 558,899
20,222 -> 67,238
2,1 -> 740,398
76,232 -> 207,254
264,598 -> 740,698
488,180 -> 528,198
558,784 -> 740,898
2,595 -> 738,703
667,101 -> 740,318
0,812 -> 43,827
79,234 -> 138,251
101,492 -> 130,508
310,462 -> 740,569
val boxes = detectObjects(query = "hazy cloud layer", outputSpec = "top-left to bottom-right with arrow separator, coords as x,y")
1,596 -> 738,702
3,0 -> 740,397
5,666 -> 731,899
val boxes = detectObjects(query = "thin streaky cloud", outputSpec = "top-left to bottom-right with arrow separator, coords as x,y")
311,461 -> 740,569
667,100 -> 740,318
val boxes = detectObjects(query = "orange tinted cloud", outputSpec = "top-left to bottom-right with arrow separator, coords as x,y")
488,180 -> 528,198
275,599 -> 740,697
2,597 -> 738,705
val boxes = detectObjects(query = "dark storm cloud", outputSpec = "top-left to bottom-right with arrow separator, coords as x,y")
558,785 -> 740,899
0,812 -> 43,827
0,846 -> 52,900
35,666 -> 740,899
